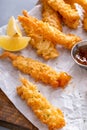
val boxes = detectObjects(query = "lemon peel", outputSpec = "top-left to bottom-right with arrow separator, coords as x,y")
7,16 -> 22,37
0,36 -> 31,51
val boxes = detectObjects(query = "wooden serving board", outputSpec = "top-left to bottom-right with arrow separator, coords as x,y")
0,89 -> 38,130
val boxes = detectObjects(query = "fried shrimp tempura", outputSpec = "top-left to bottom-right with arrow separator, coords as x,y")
41,0 -> 62,31
64,0 -> 87,30
63,0 -> 79,28
0,52 -> 71,88
45,0 -> 80,29
30,35 -> 59,60
17,78 -> 66,130
65,0 -> 87,12
18,14 -> 81,49
22,10 -> 59,60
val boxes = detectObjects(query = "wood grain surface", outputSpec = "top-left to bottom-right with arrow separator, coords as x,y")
0,89 -> 38,130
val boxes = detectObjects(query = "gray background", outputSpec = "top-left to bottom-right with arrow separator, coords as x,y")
0,0 -> 38,27
0,0 -> 38,129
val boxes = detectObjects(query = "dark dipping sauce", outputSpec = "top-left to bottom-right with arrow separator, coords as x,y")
74,45 -> 87,65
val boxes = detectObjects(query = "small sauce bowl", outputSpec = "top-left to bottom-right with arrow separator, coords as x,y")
71,40 -> 87,69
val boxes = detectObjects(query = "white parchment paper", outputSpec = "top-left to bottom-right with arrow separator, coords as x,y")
0,4 -> 87,130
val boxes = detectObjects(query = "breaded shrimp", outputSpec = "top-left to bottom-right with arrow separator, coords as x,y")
18,14 -> 81,49
64,0 -> 87,30
0,52 -> 71,88
41,0 -> 62,31
63,0 -> 79,28
45,0 -> 80,29
22,10 -> 59,60
65,0 -> 87,11
17,78 -> 66,130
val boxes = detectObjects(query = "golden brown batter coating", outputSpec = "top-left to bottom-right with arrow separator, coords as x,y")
0,52 -> 71,88
74,0 -> 87,31
45,0 -> 80,29
41,0 -> 62,31
18,14 -> 81,49
65,0 -> 87,11
17,78 -> 66,129
64,0 -> 87,30
30,35 -> 59,60
22,10 -> 59,60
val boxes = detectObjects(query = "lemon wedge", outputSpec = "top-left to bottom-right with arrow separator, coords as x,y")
0,36 -> 31,51
7,16 -> 22,37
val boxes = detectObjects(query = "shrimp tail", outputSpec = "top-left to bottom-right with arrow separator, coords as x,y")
0,51 -> 17,60
22,10 -> 29,18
